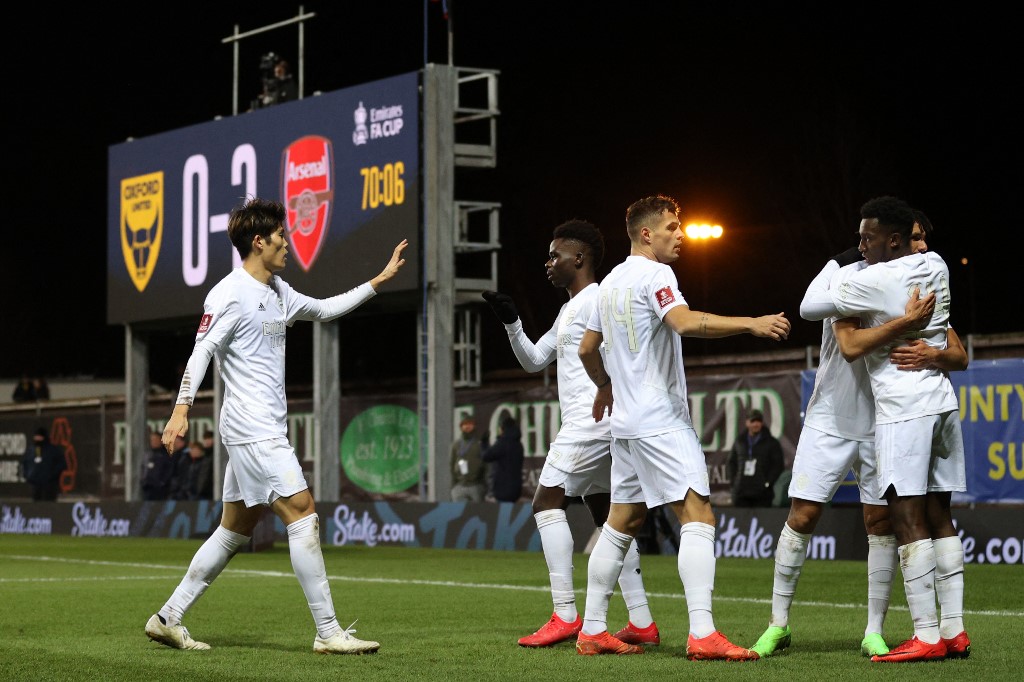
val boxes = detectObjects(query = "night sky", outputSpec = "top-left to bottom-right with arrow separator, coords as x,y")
11,1 -> 1017,386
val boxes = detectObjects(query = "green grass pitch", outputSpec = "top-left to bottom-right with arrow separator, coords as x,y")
2,535 -> 1020,681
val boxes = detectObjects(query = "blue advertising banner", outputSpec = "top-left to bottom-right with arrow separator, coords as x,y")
4,501 -> 1022,565
953,359 -> 1024,503
107,71 -> 420,325
802,358 -> 1024,504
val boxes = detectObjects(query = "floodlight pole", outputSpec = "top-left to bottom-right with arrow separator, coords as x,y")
222,6 -> 316,116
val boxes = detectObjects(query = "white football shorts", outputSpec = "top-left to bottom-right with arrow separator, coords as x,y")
610,428 -> 710,507
875,411 -> 966,498
537,432 -> 612,498
789,426 -> 885,505
222,436 -> 308,507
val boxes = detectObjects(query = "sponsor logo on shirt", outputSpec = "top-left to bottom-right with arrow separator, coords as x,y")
263,320 -> 287,336
655,286 -> 675,308
197,314 -> 213,333
263,319 -> 287,349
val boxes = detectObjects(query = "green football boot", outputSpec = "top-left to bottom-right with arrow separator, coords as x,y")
860,632 -> 889,657
750,625 -> 792,658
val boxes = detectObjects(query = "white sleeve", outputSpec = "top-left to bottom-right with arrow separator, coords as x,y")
586,301 -> 603,333
800,260 -> 841,321
175,341 -> 215,406
829,268 -> 878,319
288,282 -> 377,323
175,293 -> 239,406
505,318 -> 557,372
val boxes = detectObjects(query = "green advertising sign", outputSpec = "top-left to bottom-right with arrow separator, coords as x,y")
340,405 -> 420,493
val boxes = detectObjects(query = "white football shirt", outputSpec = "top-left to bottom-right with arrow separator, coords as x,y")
800,259 -> 875,441
176,268 -> 375,445
828,251 -> 959,424
505,283 -> 609,439
586,256 -> 691,438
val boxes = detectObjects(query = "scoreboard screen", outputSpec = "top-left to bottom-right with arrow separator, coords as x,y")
107,71 -> 420,325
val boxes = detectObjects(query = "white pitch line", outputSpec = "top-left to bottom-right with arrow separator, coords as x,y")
4,554 -> 1023,618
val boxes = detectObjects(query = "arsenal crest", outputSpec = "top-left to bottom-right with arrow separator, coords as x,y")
282,136 -> 335,271
120,172 -> 164,292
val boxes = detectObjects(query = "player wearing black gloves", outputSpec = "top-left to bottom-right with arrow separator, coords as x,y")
833,245 -> 864,267
481,290 -> 519,325
480,219 -> 659,651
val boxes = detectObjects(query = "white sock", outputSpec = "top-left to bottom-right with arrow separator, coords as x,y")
678,522 -> 717,639
933,535 -> 965,638
287,514 -> 341,638
865,534 -> 897,635
535,509 -> 577,622
899,539 -> 940,644
582,523 -> 631,635
159,525 -> 249,626
618,539 -> 653,628
769,523 -> 809,628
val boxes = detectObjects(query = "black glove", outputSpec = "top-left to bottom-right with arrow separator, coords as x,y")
832,246 -> 863,267
482,290 -> 519,324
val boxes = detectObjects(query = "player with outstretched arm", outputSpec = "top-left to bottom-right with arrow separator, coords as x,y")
144,196 -> 407,655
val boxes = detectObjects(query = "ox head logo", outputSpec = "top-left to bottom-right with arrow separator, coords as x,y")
120,172 -> 164,292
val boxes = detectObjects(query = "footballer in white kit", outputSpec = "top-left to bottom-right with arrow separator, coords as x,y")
146,197 -> 406,656
576,195 -> 788,660
180,270 -> 376,506
506,283 -> 613,493
589,255 -> 709,507
483,219 -> 657,649
750,245 -> 938,660
799,195 -> 968,663
793,258 -> 880,504
826,250 -> 965,498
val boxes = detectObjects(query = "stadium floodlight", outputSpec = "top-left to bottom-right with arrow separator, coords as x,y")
684,223 -> 724,240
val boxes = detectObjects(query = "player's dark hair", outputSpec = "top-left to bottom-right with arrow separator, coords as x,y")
228,197 -> 286,258
860,195 -> 914,242
912,208 -> 935,237
625,195 -> 679,240
553,219 -> 605,269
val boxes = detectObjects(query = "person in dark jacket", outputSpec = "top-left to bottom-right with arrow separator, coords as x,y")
450,415 -> 488,502
481,412 -> 525,502
141,431 -> 175,501
185,439 -> 215,500
12,374 -> 36,402
727,410 -> 785,507
167,435 -> 192,501
20,427 -> 67,501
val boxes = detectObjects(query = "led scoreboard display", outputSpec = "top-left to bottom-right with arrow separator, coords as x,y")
107,71 -> 420,324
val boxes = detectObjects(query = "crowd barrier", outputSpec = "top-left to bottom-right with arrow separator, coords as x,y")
3,499 -> 1022,565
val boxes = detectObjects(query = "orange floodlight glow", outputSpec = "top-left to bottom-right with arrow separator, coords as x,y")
684,223 -> 724,240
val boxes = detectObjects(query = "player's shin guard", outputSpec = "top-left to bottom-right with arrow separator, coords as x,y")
771,523 -> 810,628
288,513 -> 341,638
866,534 -> 897,635
536,509 -> 577,621
618,539 -> 653,628
678,522 -> 717,638
933,535 -> 965,639
898,539 -> 940,643
582,524 -> 630,635
160,525 -> 249,626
